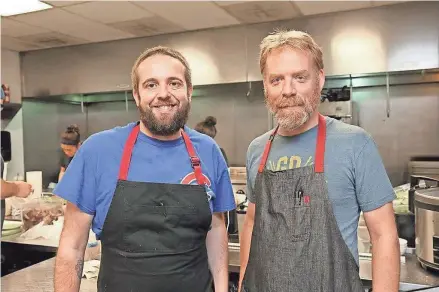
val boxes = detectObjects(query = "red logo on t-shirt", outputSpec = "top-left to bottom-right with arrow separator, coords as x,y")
180,172 -> 212,187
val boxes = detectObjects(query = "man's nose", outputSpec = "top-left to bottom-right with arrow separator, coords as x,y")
282,78 -> 297,97
157,85 -> 171,99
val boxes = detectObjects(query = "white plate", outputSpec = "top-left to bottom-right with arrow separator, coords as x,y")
2,220 -> 23,231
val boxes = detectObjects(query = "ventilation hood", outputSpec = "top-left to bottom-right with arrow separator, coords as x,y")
1,103 -> 22,129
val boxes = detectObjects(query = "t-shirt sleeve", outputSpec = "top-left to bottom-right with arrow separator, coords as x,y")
53,140 -> 97,215
354,135 -> 396,212
212,146 -> 236,213
59,152 -> 67,168
245,142 -> 258,204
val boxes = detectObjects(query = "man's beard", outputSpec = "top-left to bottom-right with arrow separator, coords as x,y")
138,102 -> 190,136
266,82 -> 321,131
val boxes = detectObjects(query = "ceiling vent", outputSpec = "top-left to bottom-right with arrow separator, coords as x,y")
110,16 -> 183,37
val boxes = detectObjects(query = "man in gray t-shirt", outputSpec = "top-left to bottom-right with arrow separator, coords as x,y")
238,29 -> 400,292
246,117 -> 395,265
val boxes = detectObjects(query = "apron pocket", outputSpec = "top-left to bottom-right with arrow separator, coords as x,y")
290,205 -> 311,242
123,205 -> 200,253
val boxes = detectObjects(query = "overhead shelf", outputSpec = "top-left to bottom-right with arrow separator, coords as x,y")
22,67 -> 439,105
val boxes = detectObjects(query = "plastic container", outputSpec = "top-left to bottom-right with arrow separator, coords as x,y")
399,238 -> 408,255
21,198 -> 64,232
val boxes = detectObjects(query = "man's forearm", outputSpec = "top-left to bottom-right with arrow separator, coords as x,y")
371,234 -> 400,292
54,246 -> 85,292
1,180 -> 19,199
238,218 -> 253,289
206,214 -> 229,292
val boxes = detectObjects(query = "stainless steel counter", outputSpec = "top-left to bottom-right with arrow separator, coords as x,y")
1,258 -> 97,292
2,244 -> 439,292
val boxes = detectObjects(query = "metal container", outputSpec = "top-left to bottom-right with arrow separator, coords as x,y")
414,179 -> 439,272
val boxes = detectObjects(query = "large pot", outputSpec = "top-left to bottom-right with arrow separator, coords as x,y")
414,179 -> 439,272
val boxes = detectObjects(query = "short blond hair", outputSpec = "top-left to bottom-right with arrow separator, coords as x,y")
259,29 -> 324,76
131,46 -> 192,94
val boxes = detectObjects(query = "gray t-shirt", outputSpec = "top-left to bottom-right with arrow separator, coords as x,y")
246,117 -> 395,264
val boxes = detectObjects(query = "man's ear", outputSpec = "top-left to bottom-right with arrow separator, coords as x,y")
133,89 -> 140,107
187,86 -> 193,102
318,69 -> 326,92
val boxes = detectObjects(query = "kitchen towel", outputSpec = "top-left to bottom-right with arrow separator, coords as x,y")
26,171 -> 42,199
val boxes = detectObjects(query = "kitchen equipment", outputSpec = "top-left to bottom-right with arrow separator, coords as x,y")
1,131 -> 11,162
318,99 -> 353,124
408,156 -> 439,181
26,171 -> 42,199
413,175 -> 439,272
399,238 -> 408,255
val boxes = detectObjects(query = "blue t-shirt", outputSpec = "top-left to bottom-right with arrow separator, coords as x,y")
246,117 -> 396,265
54,123 -> 236,237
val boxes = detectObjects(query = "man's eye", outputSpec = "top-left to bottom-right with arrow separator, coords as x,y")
170,81 -> 182,88
146,83 -> 157,89
296,76 -> 307,82
271,77 -> 281,84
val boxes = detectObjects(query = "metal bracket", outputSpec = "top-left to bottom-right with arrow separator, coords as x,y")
386,73 -> 390,118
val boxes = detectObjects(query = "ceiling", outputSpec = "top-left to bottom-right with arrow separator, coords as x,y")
1,0 -> 405,52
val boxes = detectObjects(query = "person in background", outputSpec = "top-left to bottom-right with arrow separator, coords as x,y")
194,116 -> 238,235
194,116 -> 229,166
0,84 -> 11,105
54,46 -> 235,292
58,124 -> 81,182
239,29 -> 400,292
1,156 -> 33,230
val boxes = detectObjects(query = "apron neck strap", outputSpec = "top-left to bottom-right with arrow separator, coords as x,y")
314,114 -> 326,173
181,130 -> 206,185
258,126 -> 279,173
119,124 -> 140,180
257,113 -> 327,174
118,124 -> 206,185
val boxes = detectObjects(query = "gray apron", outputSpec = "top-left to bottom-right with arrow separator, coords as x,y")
242,114 -> 364,292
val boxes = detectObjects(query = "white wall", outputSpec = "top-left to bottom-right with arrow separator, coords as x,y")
1,49 -> 22,103
20,1 -> 439,97
1,49 -> 25,180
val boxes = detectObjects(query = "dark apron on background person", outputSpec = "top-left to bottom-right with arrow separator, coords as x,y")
242,114 -> 364,292
1,156 -> 5,231
97,123 -> 213,292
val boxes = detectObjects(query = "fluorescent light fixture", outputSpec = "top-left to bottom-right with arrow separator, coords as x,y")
0,0 -> 53,17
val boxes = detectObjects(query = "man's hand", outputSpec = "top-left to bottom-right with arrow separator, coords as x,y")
363,202 -> 400,292
15,181 -> 33,198
1,180 -> 32,199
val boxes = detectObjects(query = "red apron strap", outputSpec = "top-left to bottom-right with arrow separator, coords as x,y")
118,124 -> 140,180
257,126 -> 279,173
181,130 -> 206,185
118,125 -> 205,184
314,114 -> 327,173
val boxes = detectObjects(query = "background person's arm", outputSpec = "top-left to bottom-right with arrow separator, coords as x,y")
54,202 -> 93,292
1,179 -> 32,199
58,167 -> 66,182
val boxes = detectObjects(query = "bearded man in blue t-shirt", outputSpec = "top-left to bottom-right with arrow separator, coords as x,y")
54,46 -> 235,292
